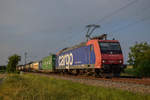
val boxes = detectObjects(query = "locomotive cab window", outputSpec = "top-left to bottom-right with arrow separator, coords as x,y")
99,42 -> 122,54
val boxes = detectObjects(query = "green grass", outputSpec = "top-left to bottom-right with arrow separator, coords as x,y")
0,74 -> 149,100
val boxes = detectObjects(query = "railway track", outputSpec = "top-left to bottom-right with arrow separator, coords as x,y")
63,74 -> 150,86
25,71 -> 150,86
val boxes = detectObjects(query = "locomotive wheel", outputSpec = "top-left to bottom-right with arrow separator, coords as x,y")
99,73 -> 112,78
113,73 -> 120,77
94,69 -> 101,78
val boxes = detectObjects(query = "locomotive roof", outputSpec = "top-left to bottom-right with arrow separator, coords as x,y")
57,39 -> 120,55
58,42 -> 86,54
99,40 -> 119,42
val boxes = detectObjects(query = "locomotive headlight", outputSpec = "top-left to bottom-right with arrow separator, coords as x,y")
119,60 -> 122,63
102,60 -> 106,63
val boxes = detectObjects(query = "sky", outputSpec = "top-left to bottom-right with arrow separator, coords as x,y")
0,0 -> 150,65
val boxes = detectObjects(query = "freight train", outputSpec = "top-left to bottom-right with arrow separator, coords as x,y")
17,34 -> 125,77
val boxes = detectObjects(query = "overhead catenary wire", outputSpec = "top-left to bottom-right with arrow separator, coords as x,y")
95,0 -> 139,24
53,0 -> 142,52
94,0 -> 149,39
59,0 -> 140,45
107,6 -> 150,38
111,16 -> 150,33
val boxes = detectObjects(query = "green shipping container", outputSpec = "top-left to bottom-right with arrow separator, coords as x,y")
42,54 -> 56,71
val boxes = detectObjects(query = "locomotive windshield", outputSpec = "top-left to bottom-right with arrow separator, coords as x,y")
99,42 -> 122,54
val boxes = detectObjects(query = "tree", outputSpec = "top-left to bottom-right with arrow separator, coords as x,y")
128,42 -> 150,67
7,54 -> 21,73
128,42 -> 150,77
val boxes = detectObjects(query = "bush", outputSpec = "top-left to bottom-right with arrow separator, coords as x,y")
124,68 -> 137,76
136,59 -> 150,77
0,70 -> 5,74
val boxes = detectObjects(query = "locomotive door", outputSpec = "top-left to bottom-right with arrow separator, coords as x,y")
89,45 -> 95,65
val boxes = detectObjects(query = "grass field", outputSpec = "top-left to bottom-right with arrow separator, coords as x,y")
0,73 -> 149,100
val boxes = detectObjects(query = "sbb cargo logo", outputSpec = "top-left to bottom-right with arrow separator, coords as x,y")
58,53 -> 73,66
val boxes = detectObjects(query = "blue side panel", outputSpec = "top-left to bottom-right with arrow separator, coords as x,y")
73,46 -> 89,65
55,45 -> 95,68
90,47 -> 95,64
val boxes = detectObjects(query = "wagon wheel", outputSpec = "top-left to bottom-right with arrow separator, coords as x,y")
74,69 -> 80,76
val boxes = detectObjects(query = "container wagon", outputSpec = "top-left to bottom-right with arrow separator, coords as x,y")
41,54 -> 56,72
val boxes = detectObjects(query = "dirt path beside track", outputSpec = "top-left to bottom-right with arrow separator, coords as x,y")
0,74 -> 6,84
